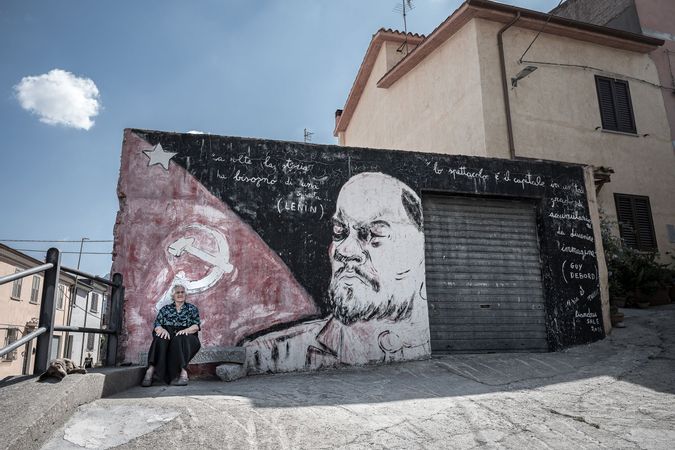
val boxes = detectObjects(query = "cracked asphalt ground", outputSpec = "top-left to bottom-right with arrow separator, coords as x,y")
44,306 -> 675,449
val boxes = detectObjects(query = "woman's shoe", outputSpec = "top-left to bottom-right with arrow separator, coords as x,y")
171,375 -> 189,386
141,372 -> 153,387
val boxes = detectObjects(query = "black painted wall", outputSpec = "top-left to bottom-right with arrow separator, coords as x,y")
132,129 -> 605,350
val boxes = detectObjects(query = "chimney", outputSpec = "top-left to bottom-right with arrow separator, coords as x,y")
334,109 -> 343,130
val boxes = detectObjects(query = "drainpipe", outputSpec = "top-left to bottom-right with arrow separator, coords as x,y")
498,12 -> 520,160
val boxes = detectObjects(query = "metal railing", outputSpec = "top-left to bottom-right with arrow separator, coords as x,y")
0,248 -> 124,374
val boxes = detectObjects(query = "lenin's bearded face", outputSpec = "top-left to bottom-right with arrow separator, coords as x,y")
328,172 -> 425,325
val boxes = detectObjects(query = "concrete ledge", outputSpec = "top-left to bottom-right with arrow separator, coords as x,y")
0,366 -> 145,450
91,366 -> 146,398
191,346 -> 246,365
138,346 -> 246,366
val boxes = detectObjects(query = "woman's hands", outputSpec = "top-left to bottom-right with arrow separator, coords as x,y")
155,325 -> 199,338
154,326 -> 170,340
176,325 -> 199,336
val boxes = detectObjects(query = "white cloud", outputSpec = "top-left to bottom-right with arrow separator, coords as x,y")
186,130 -> 206,134
14,69 -> 101,130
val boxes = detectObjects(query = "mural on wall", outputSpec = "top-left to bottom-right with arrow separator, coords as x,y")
113,131 -> 322,366
244,172 -> 430,372
155,224 -> 234,312
113,129 -> 605,374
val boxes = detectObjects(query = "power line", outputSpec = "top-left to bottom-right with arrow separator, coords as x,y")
519,0 -> 564,63
13,248 -> 112,255
520,59 -> 674,90
69,302 -> 103,320
0,239 -> 112,243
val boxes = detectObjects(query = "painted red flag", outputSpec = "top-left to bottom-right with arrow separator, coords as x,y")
112,130 -> 319,364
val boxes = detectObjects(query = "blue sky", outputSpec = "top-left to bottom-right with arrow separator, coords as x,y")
0,0 -> 561,276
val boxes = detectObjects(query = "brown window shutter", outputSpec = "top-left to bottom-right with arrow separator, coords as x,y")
595,76 -> 637,134
614,193 -> 657,251
596,77 -> 618,130
613,80 -> 637,134
633,197 -> 657,250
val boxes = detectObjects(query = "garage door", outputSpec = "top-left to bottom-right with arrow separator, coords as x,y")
423,195 -> 548,353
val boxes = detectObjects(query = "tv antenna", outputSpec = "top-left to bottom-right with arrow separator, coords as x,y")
393,0 -> 414,54
303,128 -> 314,143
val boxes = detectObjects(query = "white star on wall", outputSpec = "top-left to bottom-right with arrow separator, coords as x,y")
143,143 -> 177,170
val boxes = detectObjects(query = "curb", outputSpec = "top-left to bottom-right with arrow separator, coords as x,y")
0,366 -> 145,450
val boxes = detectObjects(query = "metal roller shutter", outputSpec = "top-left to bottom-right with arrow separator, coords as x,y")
423,195 -> 548,353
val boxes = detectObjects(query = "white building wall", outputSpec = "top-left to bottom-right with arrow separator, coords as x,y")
67,287 -> 105,366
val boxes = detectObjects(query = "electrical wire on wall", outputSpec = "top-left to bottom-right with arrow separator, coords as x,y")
514,1 -> 674,94
518,0 -> 564,64
519,59 -> 674,91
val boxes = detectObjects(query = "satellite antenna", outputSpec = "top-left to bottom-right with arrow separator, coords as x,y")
303,128 -> 314,143
393,0 -> 414,55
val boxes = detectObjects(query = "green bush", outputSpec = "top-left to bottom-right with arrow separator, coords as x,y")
600,215 -> 672,305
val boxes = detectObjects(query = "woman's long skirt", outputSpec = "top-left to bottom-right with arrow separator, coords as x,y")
146,326 -> 201,384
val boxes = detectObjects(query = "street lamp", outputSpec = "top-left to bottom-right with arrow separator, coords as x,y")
511,65 -> 538,87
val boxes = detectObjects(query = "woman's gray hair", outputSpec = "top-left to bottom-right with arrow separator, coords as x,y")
171,284 -> 187,298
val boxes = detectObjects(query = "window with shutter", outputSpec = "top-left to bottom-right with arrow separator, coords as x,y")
65,335 -> 73,359
3,328 -> 19,361
30,276 -> 40,304
595,76 -> 637,134
57,284 -> 65,310
614,193 -> 657,251
11,269 -> 22,300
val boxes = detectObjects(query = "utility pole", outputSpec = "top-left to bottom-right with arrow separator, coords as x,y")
64,237 -> 88,361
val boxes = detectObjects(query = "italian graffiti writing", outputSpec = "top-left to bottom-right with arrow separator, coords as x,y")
233,169 -> 277,187
548,211 -> 591,223
433,162 -> 490,184
550,197 -> 584,210
560,245 -> 596,260
570,229 -> 594,242
276,198 -> 325,219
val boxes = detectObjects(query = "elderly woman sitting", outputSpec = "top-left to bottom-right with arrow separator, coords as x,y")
142,284 -> 201,386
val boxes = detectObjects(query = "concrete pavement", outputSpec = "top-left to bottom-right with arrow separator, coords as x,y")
42,305 -> 675,449
0,366 -> 145,450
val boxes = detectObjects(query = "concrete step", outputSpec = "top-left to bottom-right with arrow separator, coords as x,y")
0,366 -> 144,450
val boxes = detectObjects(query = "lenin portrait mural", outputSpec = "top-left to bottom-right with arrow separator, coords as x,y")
113,129 -> 605,374
114,130 -> 432,374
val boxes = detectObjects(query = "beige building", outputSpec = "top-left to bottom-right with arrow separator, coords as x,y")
334,0 -> 675,258
0,244 -> 72,377
552,0 -> 675,153
67,279 -> 108,367
0,244 -> 108,377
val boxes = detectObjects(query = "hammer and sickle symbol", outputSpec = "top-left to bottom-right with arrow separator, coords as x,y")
154,224 -> 235,313
168,224 -> 234,293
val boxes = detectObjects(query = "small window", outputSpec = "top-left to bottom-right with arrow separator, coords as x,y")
595,76 -> 636,134
57,284 -> 65,310
30,276 -> 40,304
65,335 -> 73,359
51,335 -> 61,361
2,328 -> 19,361
90,293 -> 99,313
86,333 -> 95,351
614,193 -> 657,251
11,269 -> 22,300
